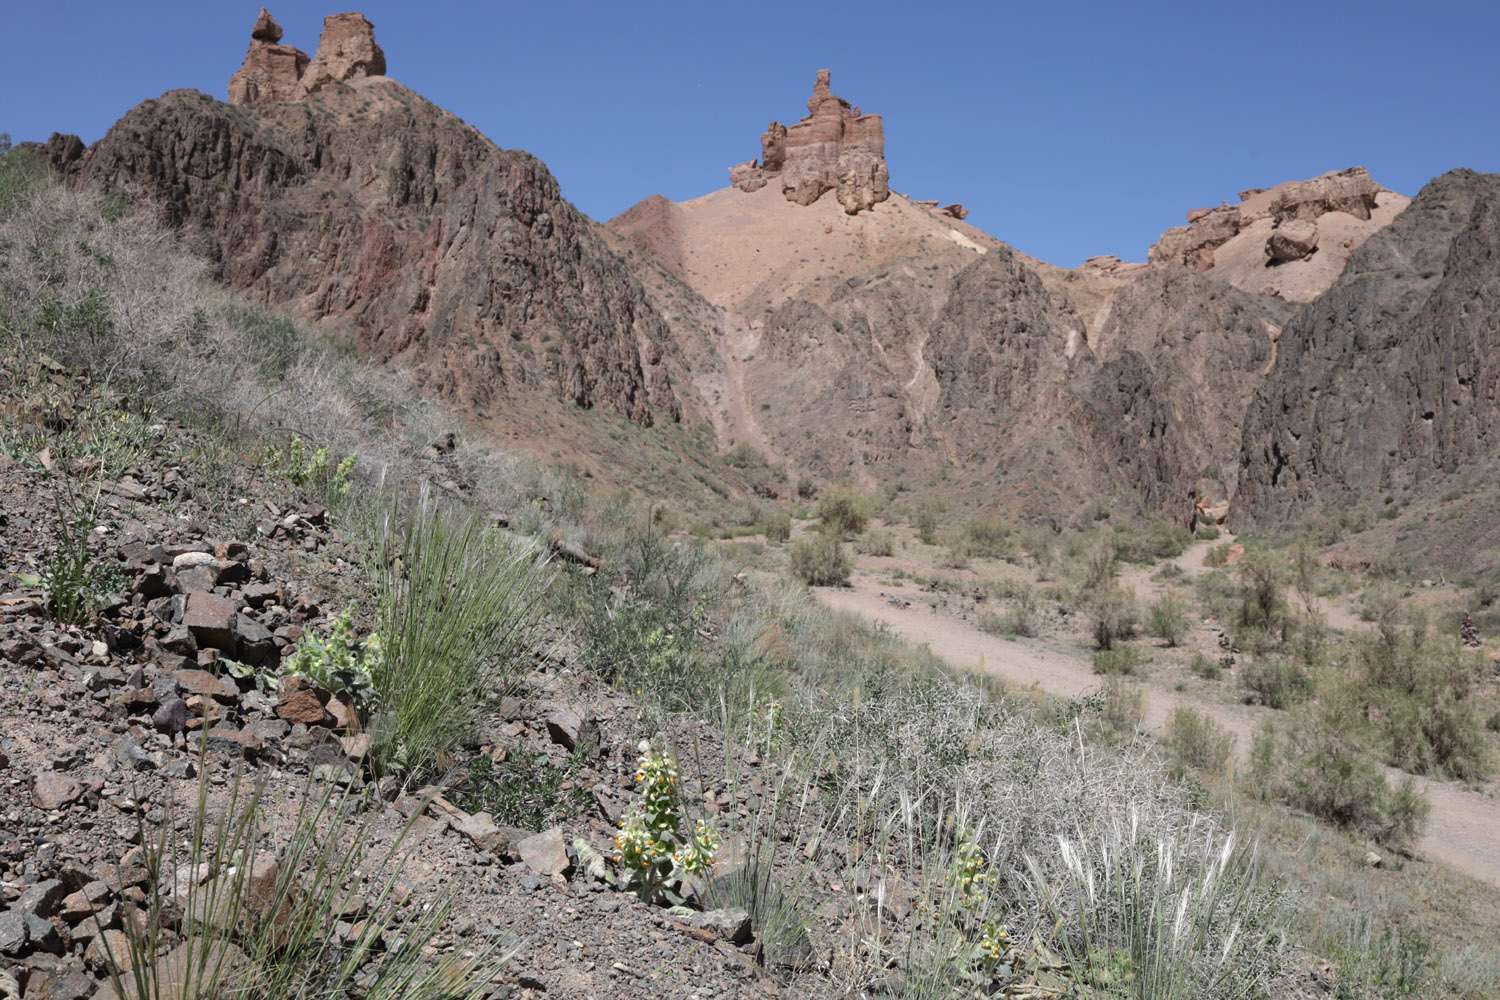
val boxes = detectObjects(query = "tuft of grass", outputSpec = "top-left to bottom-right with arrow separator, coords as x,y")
790,533 -> 852,586
1027,810 -> 1285,1000
371,494 -> 549,780
1163,708 -> 1235,776
762,509 -> 792,543
1146,592 -> 1189,647
102,748 -> 507,1000
1094,645 -> 1149,677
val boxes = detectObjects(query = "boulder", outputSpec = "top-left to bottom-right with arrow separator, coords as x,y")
1266,219 -> 1319,262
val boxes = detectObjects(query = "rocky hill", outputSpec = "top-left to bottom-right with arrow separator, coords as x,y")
48,10 -> 688,432
1237,168 -> 1500,526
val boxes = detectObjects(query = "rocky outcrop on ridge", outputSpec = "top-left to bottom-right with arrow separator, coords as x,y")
1237,169 -> 1500,526
729,70 -> 890,215
68,79 -> 682,427
228,9 -> 384,106
1149,167 -> 1385,270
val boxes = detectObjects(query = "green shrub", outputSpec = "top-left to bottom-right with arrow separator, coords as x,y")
816,489 -> 869,538
855,530 -> 895,557
460,749 -> 592,831
284,609 -> 380,717
0,135 -> 50,215
1189,652 -> 1223,681
965,515 -> 1013,559
1113,520 -> 1191,563
915,503 -> 941,545
1163,708 -> 1235,775
1088,584 -> 1139,650
1195,524 -> 1221,541
938,527 -> 971,569
1146,592 -> 1188,647
1098,675 -> 1146,735
1094,644 -> 1148,676
1239,656 -> 1312,709
762,509 -> 792,543
790,534 -> 851,586
1203,543 -> 1232,568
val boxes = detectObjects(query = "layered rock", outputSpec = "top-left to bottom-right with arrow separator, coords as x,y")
730,70 -> 890,215
1237,169 -> 1500,526
227,9 -> 385,107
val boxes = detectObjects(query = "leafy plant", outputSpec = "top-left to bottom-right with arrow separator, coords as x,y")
613,745 -> 719,903
284,609 -> 381,718
460,749 -> 593,831
790,533 -> 851,586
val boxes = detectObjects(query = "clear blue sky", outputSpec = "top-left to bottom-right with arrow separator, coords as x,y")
5,1 -> 1497,266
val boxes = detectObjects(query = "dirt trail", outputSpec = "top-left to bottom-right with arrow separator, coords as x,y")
818,553 -> 1500,889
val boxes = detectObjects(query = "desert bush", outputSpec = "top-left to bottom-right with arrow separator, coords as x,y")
0,135 -> 51,212
1195,524 -> 1221,540
915,502 -> 941,545
1146,592 -> 1189,647
1237,549 -> 1288,635
1098,676 -> 1147,735
937,526 -> 972,569
1163,708 -> 1235,776
1113,520 -> 1191,563
817,489 -> 870,538
762,509 -> 792,543
1239,656 -> 1312,710
965,515 -> 1014,559
1019,526 -> 1057,575
855,529 -> 895,557
1088,584 -> 1140,650
1203,543 -> 1232,568
1250,700 -> 1429,847
1189,652 -> 1223,680
790,533 -> 852,586
1094,644 -> 1148,677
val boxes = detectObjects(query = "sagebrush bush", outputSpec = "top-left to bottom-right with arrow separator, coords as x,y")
762,509 -> 792,543
816,489 -> 870,538
1146,592 -> 1188,647
1088,584 -> 1140,650
1094,644 -> 1148,677
790,533 -> 851,586
1239,656 -> 1312,709
965,515 -> 1014,559
915,502 -> 941,545
856,529 -> 895,557
1163,708 -> 1235,776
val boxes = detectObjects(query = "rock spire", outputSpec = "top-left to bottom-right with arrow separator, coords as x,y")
228,9 -> 385,106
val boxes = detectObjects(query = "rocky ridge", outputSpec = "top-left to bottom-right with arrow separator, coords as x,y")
729,70 -> 890,216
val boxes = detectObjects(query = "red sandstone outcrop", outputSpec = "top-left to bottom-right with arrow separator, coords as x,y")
730,70 -> 890,215
228,9 -> 309,105
298,12 -> 386,99
228,10 -> 385,107
1149,167 -> 1383,268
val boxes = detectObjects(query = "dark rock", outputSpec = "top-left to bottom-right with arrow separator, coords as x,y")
686,907 -> 753,945
181,593 -> 236,651
153,697 -> 189,735
205,727 -> 262,760
171,669 -> 237,703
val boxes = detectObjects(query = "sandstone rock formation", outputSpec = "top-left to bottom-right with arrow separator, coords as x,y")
1150,167 -> 1383,268
1237,169 -> 1500,526
72,81 -> 680,427
730,70 -> 890,215
228,10 -> 384,106
228,9 -> 309,105
298,12 -> 386,98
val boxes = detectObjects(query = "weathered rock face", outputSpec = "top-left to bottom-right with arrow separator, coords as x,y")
1150,167 -> 1383,267
227,10 -> 385,107
1265,219 -> 1318,262
1237,169 -> 1500,526
227,9 -> 309,105
297,12 -> 386,98
730,70 -> 890,215
70,83 -> 680,427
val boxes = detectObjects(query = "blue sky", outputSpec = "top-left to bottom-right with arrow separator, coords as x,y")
6,1 -> 1497,266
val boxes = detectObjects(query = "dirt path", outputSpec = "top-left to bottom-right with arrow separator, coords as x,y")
817,566 -> 1500,890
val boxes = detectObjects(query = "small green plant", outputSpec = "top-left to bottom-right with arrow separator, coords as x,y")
460,750 -> 592,830
1163,707 -> 1235,776
265,434 -> 356,502
1204,543 -> 1232,568
1189,652 -> 1223,680
613,745 -> 719,903
284,609 -> 382,718
816,489 -> 869,538
35,481 -> 123,625
1239,656 -> 1312,709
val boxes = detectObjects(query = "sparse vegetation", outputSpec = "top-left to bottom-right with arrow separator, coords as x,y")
789,532 -> 852,586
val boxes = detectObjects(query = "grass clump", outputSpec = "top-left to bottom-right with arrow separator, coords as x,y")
762,508 -> 792,543
1163,708 -> 1235,776
790,533 -> 852,586
104,758 -> 506,1000
1239,657 -> 1313,710
370,495 -> 549,780
1146,592 -> 1189,647
1027,811 -> 1283,1000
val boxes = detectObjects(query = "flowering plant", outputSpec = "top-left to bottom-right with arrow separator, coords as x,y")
614,744 -> 719,902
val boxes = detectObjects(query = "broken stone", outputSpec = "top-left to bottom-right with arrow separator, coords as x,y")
517,827 -> 572,877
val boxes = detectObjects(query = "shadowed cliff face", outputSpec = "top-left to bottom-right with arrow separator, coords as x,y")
1237,169 -> 1500,527
68,82 -> 681,427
